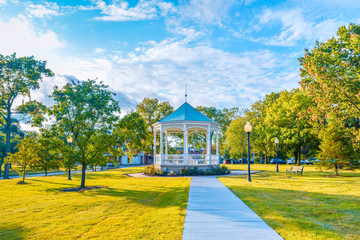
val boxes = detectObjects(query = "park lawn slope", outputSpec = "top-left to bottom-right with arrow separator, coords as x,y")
0,167 -> 190,240
219,164 -> 360,240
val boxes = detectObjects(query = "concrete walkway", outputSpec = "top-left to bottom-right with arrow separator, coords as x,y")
183,177 -> 283,240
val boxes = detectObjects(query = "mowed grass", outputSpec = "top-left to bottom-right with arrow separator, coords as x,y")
219,164 -> 360,240
0,167 -> 190,240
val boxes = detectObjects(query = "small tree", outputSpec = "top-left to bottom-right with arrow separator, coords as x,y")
318,115 -> 356,175
6,136 -> 38,183
32,129 -> 61,176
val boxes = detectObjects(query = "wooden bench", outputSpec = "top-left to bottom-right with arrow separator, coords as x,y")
286,166 -> 304,176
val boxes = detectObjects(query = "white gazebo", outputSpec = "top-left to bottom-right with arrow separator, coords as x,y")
152,102 -> 220,171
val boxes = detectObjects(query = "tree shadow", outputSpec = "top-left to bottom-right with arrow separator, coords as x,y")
0,223 -> 27,240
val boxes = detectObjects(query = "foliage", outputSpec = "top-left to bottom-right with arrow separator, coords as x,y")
0,53 -> 53,179
299,23 -> 360,119
264,89 -> 318,164
225,116 -> 248,159
5,136 -> 39,183
244,92 -> 280,163
136,97 -> 173,126
49,79 -> 120,188
31,129 -> 61,176
196,106 -> 240,154
114,112 -> 149,158
144,165 -> 229,176
317,114 -> 359,175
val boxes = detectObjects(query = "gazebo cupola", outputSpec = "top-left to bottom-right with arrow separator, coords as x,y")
152,101 -> 220,171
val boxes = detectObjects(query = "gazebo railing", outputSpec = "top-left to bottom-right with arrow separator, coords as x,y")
187,154 -> 209,165
156,154 -> 220,165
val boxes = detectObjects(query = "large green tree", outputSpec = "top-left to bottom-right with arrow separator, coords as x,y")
0,53 -> 53,179
244,92 -> 280,163
225,116 -> 248,159
264,89 -> 318,165
113,112 -> 149,160
49,79 -> 120,188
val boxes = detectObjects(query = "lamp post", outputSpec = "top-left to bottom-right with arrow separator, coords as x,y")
66,135 -> 73,180
244,122 -> 252,182
275,137 -> 279,173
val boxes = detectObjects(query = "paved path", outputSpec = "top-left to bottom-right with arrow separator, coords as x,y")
183,177 -> 283,240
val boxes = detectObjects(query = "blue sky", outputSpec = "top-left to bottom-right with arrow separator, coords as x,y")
1,0 -> 360,114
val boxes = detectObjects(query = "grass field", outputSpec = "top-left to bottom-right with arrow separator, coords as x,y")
0,167 -> 190,240
219,164 -> 360,240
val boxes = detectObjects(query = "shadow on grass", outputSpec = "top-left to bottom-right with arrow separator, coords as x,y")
0,223 -> 27,240
226,184 -> 360,239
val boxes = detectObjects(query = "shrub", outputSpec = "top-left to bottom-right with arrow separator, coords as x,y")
144,165 -> 230,176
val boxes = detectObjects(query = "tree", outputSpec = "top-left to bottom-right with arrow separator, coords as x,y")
0,53 -> 53,179
6,136 -> 38,183
136,98 -> 173,153
136,98 -> 173,126
196,106 -> 240,154
264,89 -> 318,165
299,24 -> 360,118
225,116 -> 248,159
245,92 -> 280,163
113,112 -> 149,160
49,79 -> 120,188
318,114 -> 357,175
32,129 -> 61,176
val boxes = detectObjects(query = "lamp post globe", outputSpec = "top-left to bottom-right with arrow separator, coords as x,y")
244,122 -> 252,182
275,137 -> 279,173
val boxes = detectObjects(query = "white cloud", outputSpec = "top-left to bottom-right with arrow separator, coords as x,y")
94,48 -> 106,54
254,8 -> 344,46
178,0 -> 235,26
26,2 -> 60,18
87,0 -> 175,22
0,16 -> 65,58
0,0 -> 6,5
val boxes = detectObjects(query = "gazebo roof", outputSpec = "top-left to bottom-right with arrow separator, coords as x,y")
157,102 -> 219,124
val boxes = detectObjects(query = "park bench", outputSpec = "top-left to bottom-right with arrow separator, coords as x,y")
286,166 -> 304,176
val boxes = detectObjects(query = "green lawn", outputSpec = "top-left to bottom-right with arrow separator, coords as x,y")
219,164 -> 360,240
0,167 -> 190,240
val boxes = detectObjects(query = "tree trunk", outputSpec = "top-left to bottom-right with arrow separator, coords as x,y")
4,105 -> 11,179
0,160 -> 2,177
81,164 -> 86,188
294,151 -> 298,165
22,165 -> 26,183
45,167 -> 47,176
335,162 -> 338,176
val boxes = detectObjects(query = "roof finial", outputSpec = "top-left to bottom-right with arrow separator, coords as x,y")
185,84 -> 188,102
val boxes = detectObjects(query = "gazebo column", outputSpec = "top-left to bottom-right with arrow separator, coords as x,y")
165,131 -> 168,156
153,129 -> 157,164
160,126 -> 163,165
207,125 -> 211,165
183,124 -> 187,165
216,130 -> 219,164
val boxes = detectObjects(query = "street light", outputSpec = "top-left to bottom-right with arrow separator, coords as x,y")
244,122 -> 252,182
66,135 -> 73,180
275,137 -> 279,173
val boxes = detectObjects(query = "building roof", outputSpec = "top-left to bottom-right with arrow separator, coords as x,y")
158,102 -> 219,124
